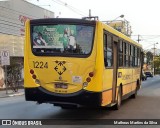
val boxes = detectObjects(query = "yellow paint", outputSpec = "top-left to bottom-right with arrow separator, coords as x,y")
102,89 -> 112,106
24,19 -> 142,106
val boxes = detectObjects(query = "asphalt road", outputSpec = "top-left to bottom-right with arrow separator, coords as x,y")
0,75 -> 160,128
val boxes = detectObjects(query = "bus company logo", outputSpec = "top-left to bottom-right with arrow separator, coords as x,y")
54,61 -> 66,75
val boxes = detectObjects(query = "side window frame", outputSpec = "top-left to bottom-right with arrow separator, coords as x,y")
103,31 -> 113,68
118,40 -> 123,67
104,34 -> 108,67
124,41 -> 129,67
130,45 -> 133,67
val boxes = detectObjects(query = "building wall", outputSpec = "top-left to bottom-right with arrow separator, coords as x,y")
0,0 -> 55,57
0,0 -> 55,88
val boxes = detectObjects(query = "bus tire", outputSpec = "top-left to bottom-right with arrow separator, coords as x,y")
130,81 -> 139,99
130,87 -> 137,99
113,87 -> 122,110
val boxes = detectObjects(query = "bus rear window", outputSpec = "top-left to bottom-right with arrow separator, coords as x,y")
31,24 -> 94,57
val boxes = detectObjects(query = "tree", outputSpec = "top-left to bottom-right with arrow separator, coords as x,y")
154,56 -> 160,74
146,51 -> 153,65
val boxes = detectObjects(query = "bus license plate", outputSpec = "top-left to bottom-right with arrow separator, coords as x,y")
55,83 -> 68,89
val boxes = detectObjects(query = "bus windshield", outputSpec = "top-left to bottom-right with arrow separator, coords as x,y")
31,24 -> 94,56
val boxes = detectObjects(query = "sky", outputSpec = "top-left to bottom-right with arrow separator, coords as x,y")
26,0 -> 160,50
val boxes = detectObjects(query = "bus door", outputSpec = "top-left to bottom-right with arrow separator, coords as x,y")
112,37 -> 118,103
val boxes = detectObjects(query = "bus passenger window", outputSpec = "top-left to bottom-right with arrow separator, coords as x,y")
118,41 -> 123,67
124,42 -> 129,67
130,45 -> 133,67
104,34 -> 107,67
104,33 -> 113,67
134,47 -> 138,67
107,35 -> 113,67
107,51 -> 112,67
137,48 -> 140,66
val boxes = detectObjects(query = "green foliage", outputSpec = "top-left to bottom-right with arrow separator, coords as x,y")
146,51 -> 153,64
154,56 -> 160,70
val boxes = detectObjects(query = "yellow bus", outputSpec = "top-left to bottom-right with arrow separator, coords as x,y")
24,18 -> 143,109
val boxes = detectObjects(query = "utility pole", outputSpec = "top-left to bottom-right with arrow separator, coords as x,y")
89,9 -> 91,17
153,43 -> 155,75
153,42 -> 158,75
137,35 -> 141,43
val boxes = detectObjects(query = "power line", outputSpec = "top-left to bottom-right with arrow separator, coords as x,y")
143,43 -> 159,49
51,0 -> 87,16
142,36 -> 160,41
132,35 -> 160,36
131,35 -> 160,43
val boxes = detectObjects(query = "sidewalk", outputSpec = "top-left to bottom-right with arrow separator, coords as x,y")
0,88 -> 24,98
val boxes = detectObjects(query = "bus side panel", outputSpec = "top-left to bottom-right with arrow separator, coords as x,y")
117,68 -> 141,98
132,67 -> 141,91
117,68 -> 132,96
94,23 -> 116,106
102,69 -> 113,106
101,88 -> 113,106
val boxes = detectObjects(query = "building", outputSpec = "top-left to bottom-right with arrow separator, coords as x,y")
106,20 -> 132,37
0,0 -> 55,88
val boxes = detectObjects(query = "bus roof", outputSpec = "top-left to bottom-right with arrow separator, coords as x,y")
98,21 -> 142,48
29,18 -> 142,48
30,18 -> 96,26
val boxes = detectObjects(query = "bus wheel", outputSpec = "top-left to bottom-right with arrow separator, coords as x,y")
113,87 -> 122,110
130,87 -> 138,99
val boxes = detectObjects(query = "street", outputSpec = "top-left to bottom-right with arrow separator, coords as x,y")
0,76 -> 160,127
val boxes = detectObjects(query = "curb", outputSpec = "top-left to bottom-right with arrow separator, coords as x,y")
0,92 -> 24,98
8,92 -> 24,97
